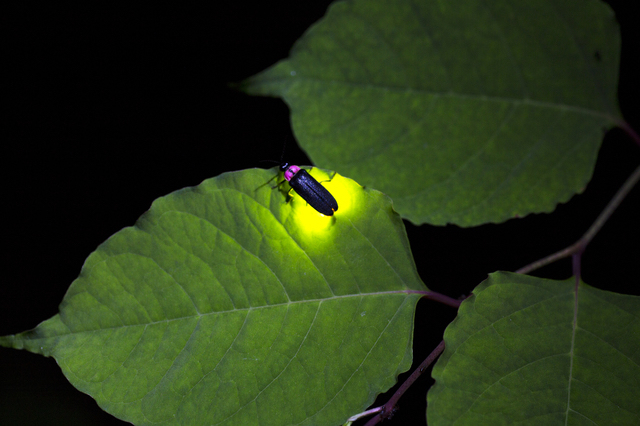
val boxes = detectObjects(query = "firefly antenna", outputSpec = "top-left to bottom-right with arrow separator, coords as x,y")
279,137 -> 288,164
259,137 -> 289,169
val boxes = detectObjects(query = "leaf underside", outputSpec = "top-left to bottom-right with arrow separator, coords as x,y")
242,0 -> 622,226
1,168 -> 426,426
428,272 -> 640,425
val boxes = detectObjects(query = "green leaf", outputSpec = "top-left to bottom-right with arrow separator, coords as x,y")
428,272 -> 640,425
241,0 -> 621,226
0,168 -> 426,426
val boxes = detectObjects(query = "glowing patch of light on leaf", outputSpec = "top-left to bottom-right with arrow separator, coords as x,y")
287,170 -> 355,237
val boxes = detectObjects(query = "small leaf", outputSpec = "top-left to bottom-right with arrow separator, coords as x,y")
428,272 -> 640,425
242,0 -> 621,226
1,168 -> 426,426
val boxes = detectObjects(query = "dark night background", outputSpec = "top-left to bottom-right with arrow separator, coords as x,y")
1,2 -> 638,425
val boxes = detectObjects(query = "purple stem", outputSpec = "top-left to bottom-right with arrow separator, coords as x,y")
423,291 -> 462,308
363,341 -> 446,426
516,163 -> 640,275
618,120 -> 640,148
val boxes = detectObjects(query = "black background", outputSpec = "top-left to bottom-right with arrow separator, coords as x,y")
2,2 -> 638,425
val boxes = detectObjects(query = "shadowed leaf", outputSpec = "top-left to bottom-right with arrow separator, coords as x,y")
428,272 -> 640,425
242,0 -> 621,226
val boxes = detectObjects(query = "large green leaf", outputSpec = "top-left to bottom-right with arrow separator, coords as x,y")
241,0 -> 621,226
0,168 -> 426,426
428,272 -> 640,425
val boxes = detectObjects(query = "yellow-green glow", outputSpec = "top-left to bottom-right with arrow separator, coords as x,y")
284,169 -> 360,237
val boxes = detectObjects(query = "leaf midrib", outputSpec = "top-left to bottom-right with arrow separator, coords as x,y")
54,291 -> 420,335
565,279 -> 580,425
263,74 -> 618,120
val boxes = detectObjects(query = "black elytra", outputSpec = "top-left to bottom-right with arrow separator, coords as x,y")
280,162 -> 338,216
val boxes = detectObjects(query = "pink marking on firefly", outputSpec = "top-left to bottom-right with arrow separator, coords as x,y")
284,165 -> 301,181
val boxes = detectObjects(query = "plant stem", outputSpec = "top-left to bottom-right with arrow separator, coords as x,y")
360,340 -> 446,426
424,292 -> 462,308
391,290 -> 463,308
618,120 -> 640,148
346,407 -> 383,423
516,163 -> 640,275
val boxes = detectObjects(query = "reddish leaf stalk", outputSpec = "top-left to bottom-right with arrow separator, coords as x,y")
392,291 -> 462,308
619,120 -> 640,148
423,292 -> 462,308
361,340 -> 446,426
516,163 -> 640,275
